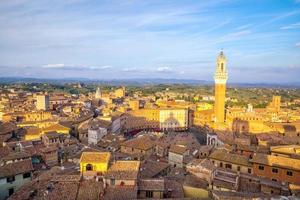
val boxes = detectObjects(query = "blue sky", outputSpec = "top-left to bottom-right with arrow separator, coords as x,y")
0,0 -> 299,83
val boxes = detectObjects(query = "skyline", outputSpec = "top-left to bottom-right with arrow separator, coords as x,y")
0,0 -> 300,83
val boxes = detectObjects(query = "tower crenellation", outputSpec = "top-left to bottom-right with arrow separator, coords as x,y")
214,50 -> 228,84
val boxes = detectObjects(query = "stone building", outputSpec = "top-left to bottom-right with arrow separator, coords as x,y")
168,144 -> 189,168
120,135 -> 156,159
36,94 -> 49,111
80,152 -> 111,178
104,160 -> 140,187
138,179 -> 165,199
0,159 -> 33,200
251,153 -> 300,185
88,126 -> 107,145
209,149 -> 253,175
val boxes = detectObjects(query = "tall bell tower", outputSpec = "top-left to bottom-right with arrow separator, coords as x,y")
214,51 -> 228,123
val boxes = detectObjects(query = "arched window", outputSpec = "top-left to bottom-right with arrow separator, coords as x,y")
86,164 -> 93,171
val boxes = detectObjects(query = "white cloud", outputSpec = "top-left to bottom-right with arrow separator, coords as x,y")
263,10 -> 300,26
42,63 -> 65,68
122,67 -> 138,72
100,65 -> 112,69
236,24 -> 252,30
280,22 -> 300,30
42,64 -> 113,70
218,30 -> 251,43
157,66 -> 172,72
89,65 -> 112,70
121,66 -> 175,74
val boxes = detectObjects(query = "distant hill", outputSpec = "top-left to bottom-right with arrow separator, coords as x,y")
0,76 -> 299,88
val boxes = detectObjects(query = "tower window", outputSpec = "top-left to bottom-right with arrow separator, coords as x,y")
258,165 -> 264,170
86,164 -> 93,171
7,176 -> 15,183
287,171 -> 293,176
146,191 -> 153,198
225,164 -> 232,169
221,63 -> 224,71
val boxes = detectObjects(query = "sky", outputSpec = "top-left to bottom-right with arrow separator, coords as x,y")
0,0 -> 299,83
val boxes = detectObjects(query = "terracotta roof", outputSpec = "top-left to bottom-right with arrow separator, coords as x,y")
22,146 -> 38,156
169,145 -> 188,155
59,121 -> 74,128
7,167 -> 63,200
270,145 -> 300,156
251,153 -> 300,171
187,158 -> 216,173
50,175 -> 81,182
0,122 -> 18,135
0,159 -> 33,178
80,151 -> 111,163
234,144 -> 257,152
43,181 -> 79,200
96,118 -> 112,129
40,145 -> 58,153
104,186 -> 137,200
106,161 -> 140,180
260,176 -> 289,189
164,179 -> 184,198
209,149 -> 251,167
184,174 -> 209,189
121,135 -> 156,151
213,179 -> 236,190
140,160 -> 170,178
77,180 -> 103,200
42,123 -> 70,132
139,179 -> 165,191
24,127 -> 42,135
88,118 -> 111,129
0,146 -> 11,159
156,132 -> 200,152
211,190 -> 270,199
44,131 -> 60,139
1,151 -> 31,162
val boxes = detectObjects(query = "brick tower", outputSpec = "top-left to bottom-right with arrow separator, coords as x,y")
214,51 -> 228,123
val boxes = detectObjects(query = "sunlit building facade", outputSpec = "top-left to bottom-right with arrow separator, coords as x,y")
36,94 -> 50,111
214,51 -> 228,123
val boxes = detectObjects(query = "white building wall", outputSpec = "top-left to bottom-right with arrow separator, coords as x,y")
207,133 -> 224,147
88,128 -> 107,145
112,118 -> 121,134
168,152 -> 184,168
0,173 -> 32,200
159,109 -> 188,130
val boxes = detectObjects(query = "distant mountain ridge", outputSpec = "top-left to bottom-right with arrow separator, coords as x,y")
0,76 -> 299,88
